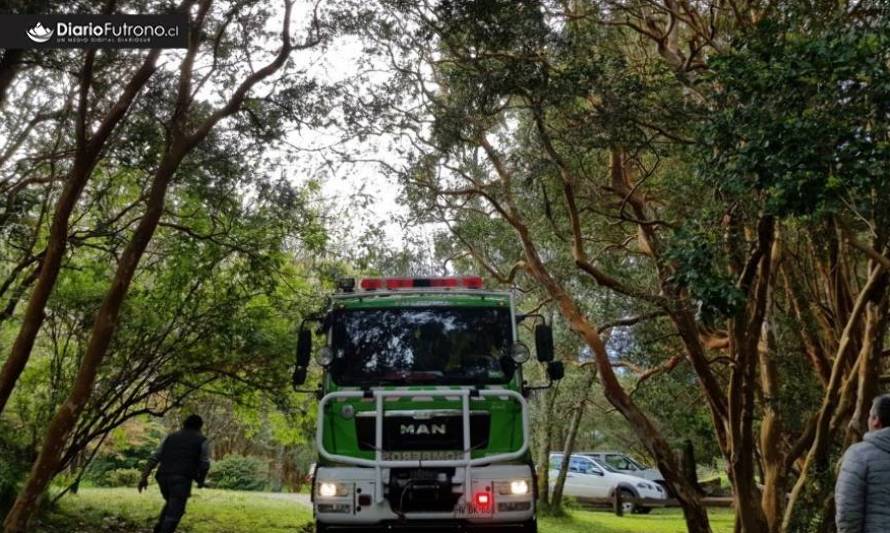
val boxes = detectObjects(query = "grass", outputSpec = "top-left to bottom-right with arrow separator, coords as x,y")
539,507 -> 735,533
36,487 -> 312,533
36,487 -> 735,533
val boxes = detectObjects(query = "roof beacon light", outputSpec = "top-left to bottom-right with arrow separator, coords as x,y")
359,276 -> 483,291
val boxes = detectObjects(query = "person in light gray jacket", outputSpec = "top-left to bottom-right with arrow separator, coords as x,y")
836,394 -> 890,533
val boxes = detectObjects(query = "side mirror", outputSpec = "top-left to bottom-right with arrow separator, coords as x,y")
297,328 -> 312,366
292,367 -> 308,387
293,328 -> 312,387
535,324 -> 554,362
546,361 -> 564,381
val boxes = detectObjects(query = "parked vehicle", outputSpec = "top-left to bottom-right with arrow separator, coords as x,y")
580,451 -> 668,491
548,453 -> 666,514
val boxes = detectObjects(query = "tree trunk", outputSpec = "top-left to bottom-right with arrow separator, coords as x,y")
550,366 -> 595,509
550,404 -> 582,510
535,384 -> 559,506
844,299 -> 888,447
681,439 -> 703,495
782,263 -> 888,531
726,219 -> 774,533
759,316 -> 786,533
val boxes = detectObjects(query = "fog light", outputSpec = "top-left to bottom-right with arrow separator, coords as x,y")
498,501 -> 532,512
474,492 -> 491,507
510,480 -> 529,495
317,503 -> 351,513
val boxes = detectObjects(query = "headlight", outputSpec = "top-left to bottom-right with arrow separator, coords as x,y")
510,342 -> 531,364
510,480 -> 530,495
318,482 -> 349,497
315,346 -> 334,367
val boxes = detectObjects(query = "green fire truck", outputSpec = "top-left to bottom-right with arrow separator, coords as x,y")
292,276 -> 563,532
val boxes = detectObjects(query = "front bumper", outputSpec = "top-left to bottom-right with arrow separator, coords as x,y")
636,489 -> 667,502
314,464 -> 535,526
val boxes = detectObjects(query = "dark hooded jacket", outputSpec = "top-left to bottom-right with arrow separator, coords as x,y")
836,427 -> 890,533
143,429 -> 211,485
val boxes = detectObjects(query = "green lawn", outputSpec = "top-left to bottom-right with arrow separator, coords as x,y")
36,487 -> 313,533
36,487 -> 734,533
539,507 -> 735,533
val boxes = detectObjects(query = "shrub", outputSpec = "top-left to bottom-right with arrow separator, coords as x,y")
84,437 -> 157,487
208,455 -> 268,491
104,468 -> 143,488
0,427 -> 31,517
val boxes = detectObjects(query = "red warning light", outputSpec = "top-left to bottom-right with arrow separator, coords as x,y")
474,492 -> 491,507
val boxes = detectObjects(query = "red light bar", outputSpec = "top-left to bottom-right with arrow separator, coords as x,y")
460,276 -> 483,289
358,276 -> 483,290
360,278 -> 383,290
385,277 -> 413,289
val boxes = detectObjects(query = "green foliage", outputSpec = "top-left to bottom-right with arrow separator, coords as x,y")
664,224 -> 744,325
103,468 -> 142,488
702,16 -> 890,222
207,455 -> 269,492
0,423 -> 31,516
83,426 -> 159,487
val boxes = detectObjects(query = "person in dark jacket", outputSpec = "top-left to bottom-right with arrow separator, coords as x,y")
836,394 -> 890,533
138,415 -> 211,533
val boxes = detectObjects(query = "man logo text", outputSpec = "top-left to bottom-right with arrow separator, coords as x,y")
400,424 -> 446,435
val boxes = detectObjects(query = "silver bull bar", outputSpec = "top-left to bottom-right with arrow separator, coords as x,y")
316,388 -> 530,504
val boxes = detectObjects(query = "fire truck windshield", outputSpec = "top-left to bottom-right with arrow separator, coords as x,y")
328,307 -> 514,386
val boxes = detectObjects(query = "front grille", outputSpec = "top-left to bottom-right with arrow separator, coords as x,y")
356,414 -> 490,451
388,468 -> 460,513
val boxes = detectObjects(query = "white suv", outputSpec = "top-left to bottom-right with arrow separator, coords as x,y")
548,453 -> 666,514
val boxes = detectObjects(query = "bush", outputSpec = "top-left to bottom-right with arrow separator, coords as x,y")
207,455 -> 268,491
104,468 -> 143,488
84,437 -> 157,487
0,436 -> 30,517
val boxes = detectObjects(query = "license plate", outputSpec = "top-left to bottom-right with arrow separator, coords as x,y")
381,450 -> 463,461
453,501 -> 494,517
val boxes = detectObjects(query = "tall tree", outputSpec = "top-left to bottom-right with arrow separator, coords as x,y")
1,0 -> 332,528
353,1 -> 890,531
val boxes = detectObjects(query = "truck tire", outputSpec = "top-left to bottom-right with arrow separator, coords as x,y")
522,518 -> 538,532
